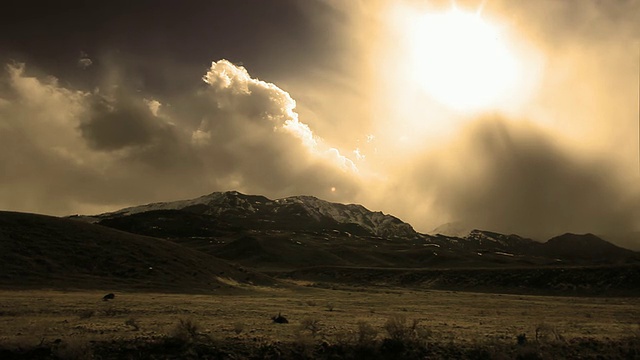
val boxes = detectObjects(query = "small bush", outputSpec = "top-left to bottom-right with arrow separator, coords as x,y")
169,318 -> 200,344
331,322 -> 377,346
356,321 -> 378,344
535,323 -> 562,343
326,302 -> 335,312
380,314 -> 432,356
383,315 -> 420,342
300,318 -> 322,338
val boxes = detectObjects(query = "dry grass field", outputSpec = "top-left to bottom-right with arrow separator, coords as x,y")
1,284 -> 638,359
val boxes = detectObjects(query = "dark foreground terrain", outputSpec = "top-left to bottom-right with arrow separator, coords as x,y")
4,335 -> 639,360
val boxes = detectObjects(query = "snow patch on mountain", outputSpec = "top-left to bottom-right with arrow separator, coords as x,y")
279,195 -> 416,238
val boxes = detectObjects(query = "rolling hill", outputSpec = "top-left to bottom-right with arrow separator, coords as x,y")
0,211 -> 276,292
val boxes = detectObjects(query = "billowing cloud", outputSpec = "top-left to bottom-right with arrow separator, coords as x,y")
198,60 -> 356,172
0,60 -> 360,215
190,60 -> 359,189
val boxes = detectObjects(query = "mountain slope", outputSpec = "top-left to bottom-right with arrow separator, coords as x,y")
92,191 -> 417,238
537,233 -> 639,264
0,211 -> 275,292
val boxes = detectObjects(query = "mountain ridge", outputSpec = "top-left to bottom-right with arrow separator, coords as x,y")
2,187 -> 640,295
80,190 -> 640,270
0,210 -> 276,292
89,190 -> 417,238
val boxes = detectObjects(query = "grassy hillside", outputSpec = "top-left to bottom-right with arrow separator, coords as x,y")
0,211 -> 276,292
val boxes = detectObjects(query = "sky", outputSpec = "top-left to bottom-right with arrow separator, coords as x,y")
1,0 -> 640,248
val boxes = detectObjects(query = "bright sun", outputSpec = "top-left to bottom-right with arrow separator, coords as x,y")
406,8 -> 520,112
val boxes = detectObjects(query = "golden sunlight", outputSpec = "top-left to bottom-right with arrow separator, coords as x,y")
406,8 -> 520,112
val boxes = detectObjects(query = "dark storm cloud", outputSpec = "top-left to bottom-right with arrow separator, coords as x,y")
410,117 -> 640,241
80,93 -> 175,151
0,0 -> 338,97
77,90 -> 199,172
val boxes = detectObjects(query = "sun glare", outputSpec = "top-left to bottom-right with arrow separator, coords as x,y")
406,8 -> 520,112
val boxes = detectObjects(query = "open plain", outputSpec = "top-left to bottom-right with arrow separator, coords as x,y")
1,285 -> 638,359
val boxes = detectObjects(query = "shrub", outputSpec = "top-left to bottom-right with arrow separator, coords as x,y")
383,315 -> 420,342
356,321 -> 378,345
381,314 -> 431,355
169,318 -> 200,344
300,318 -> 322,338
535,323 -> 562,343
331,322 -> 378,348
